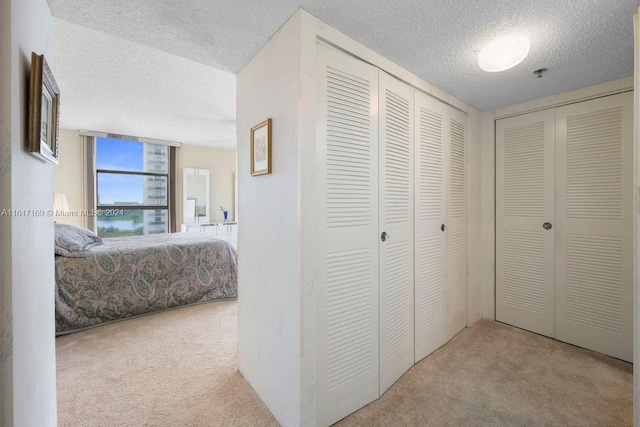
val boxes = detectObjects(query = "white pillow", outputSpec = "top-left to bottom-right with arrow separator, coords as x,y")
54,223 -> 103,257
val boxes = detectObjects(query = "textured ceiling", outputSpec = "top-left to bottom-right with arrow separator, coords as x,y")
53,18 -> 237,148
49,0 -> 638,145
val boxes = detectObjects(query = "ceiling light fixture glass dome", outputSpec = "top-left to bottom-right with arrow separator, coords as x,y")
478,35 -> 530,72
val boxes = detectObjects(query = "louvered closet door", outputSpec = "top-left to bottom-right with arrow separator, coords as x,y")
496,110 -> 555,338
378,71 -> 414,394
446,107 -> 467,340
555,92 -> 633,362
414,91 -> 448,362
316,44 -> 380,426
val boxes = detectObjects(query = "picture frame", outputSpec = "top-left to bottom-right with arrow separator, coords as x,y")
28,52 -> 60,165
250,118 -> 272,176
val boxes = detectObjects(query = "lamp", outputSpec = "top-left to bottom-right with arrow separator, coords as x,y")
478,35 -> 530,72
53,193 -> 69,215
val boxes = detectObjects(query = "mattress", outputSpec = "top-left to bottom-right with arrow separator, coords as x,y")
55,232 -> 238,334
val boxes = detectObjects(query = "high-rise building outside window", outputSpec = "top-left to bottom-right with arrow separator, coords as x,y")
95,137 -> 170,237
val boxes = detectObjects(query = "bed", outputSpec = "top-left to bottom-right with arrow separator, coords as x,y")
54,229 -> 238,335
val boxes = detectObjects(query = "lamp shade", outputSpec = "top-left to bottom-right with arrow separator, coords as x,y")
54,193 -> 69,214
478,35 -> 530,72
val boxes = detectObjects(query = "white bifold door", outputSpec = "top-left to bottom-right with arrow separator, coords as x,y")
316,44 -> 470,425
378,71 -> 415,393
316,44 -> 380,426
496,92 -> 633,362
496,109 -> 556,338
555,94 -> 633,361
414,91 -> 467,363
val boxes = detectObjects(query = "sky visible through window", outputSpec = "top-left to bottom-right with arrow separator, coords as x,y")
97,138 -> 144,205
95,137 -> 169,237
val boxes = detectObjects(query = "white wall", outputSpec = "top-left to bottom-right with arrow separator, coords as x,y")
477,76 -> 634,320
0,0 -> 57,425
633,11 -> 639,427
236,11 -> 304,427
53,130 -> 85,228
176,145 -> 236,224
0,0 -> 12,423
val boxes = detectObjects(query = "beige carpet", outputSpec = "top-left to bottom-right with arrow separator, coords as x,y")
57,301 -> 632,427
337,321 -> 633,427
56,301 -> 277,427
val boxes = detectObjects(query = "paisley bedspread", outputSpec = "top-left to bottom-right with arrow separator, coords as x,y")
55,233 -> 238,335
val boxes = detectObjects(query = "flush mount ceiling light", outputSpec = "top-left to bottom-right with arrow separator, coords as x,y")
478,35 -> 530,72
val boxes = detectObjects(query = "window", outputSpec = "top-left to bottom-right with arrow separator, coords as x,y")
95,137 -> 172,237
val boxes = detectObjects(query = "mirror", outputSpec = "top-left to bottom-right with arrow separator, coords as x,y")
183,168 -> 210,223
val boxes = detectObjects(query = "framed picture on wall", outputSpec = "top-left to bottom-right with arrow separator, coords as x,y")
28,52 -> 60,165
250,118 -> 272,176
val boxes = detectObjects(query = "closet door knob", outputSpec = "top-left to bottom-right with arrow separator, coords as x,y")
441,224 -> 446,232
381,231 -> 388,242
543,222 -> 552,230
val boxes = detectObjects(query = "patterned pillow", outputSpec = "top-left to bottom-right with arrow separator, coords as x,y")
54,223 -> 103,257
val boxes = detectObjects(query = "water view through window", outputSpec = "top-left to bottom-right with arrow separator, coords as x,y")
96,137 -> 169,237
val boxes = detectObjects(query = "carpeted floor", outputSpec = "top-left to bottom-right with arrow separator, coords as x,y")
56,301 -> 277,427
56,301 -> 633,427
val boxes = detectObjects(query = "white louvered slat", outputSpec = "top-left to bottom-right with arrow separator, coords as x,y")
379,71 -> 414,394
504,122 -> 546,218
326,66 -> 372,229
418,108 -> 443,221
449,119 -> 465,219
317,44 -> 379,426
564,235 -> 622,333
448,231 -> 466,317
382,241 -> 413,360
384,89 -> 412,224
326,249 -> 373,390
502,230 -> 545,313
415,236 -> 444,335
566,107 -> 622,220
